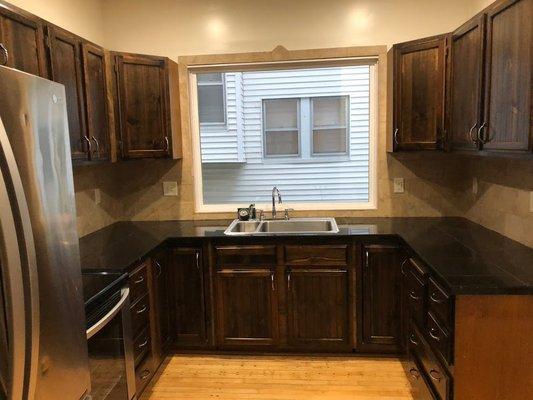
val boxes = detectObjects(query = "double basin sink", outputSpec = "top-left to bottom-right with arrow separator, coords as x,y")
224,217 -> 339,235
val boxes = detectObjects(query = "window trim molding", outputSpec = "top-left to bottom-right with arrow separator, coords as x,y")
180,45 -> 385,215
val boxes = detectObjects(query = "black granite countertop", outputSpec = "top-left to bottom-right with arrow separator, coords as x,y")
78,217 -> 533,295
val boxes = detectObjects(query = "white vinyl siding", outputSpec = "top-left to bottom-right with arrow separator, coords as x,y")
199,65 -> 371,204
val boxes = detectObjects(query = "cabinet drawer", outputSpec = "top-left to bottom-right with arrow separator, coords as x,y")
133,327 -> 151,367
135,353 -> 154,395
428,278 -> 453,328
285,245 -> 348,266
215,245 -> 276,268
405,357 -> 436,400
404,266 -> 427,328
129,263 -> 149,304
411,324 -> 451,400
131,294 -> 150,337
427,312 -> 452,365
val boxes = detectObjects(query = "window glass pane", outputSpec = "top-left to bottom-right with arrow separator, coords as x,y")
265,130 -> 299,156
312,97 -> 347,127
198,72 -> 223,84
313,128 -> 347,154
264,98 -> 298,129
198,84 -> 225,123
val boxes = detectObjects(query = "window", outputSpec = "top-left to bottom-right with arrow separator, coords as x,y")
262,96 -> 349,160
197,73 -> 226,124
263,98 -> 300,157
193,63 -> 376,210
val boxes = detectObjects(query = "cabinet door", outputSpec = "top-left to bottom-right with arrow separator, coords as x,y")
450,14 -> 485,151
170,248 -> 207,346
82,43 -> 110,161
286,268 -> 350,350
215,269 -> 278,348
0,6 -> 46,76
151,251 -> 173,365
46,26 -> 88,161
482,0 -> 532,152
115,54 -> 170,159
393,35 -> 448,150
361,244 -> 402,352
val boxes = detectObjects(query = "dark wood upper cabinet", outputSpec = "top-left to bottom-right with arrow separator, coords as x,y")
170,247 -> 207,347
286,267 -> 350,350
215,268 -> 279,348
482,0 -> 532,152
114,53 -> 181,159
0,4 -> 46,77
360,243 -> 402,352
392,34 -> 449,151
450,14 -> 486,151
45,26 -> 89,161
81,43 -> 111,161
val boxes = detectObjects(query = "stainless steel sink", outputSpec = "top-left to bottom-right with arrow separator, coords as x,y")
224,218 -> 339,235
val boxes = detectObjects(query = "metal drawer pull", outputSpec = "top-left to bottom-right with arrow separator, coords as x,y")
429,327 -> 441,342
429,292 -> 444,303
400,259 -> 408,275
409,291 -> 420,300
429,369 -> 442,382
271,272 -> 275,291
134,276 -> 144,284
0,43 -> 8,65
409,334 -> 418,346
409,368 -> 420,379
90,136 -> 100,157
196,252 -> 200,271
393,128 -> 399,144
477,122 -> 487,143
287,271 -> 291,290
468,123 -> 478,143
136,304 -> 147,314
138,338 -> 149,349
155,261 -> 162,277
140,370 -> 151,380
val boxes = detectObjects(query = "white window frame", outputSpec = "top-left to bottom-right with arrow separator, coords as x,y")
189,62 -> 378,213
310,95 -> 350,157
197,72 -> 227,126
262,98 -> 301,159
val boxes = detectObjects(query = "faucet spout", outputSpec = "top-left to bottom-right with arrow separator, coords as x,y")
271,187 -> 282,219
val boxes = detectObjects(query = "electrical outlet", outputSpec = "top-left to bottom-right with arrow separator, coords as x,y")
530,192 -> 533,213
94,188 -> 101,205
393,178 -> 405,194
472,177 -> 478,195
163,181 -> 179,196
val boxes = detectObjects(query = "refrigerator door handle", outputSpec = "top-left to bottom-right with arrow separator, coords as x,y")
0,117 -> 40,400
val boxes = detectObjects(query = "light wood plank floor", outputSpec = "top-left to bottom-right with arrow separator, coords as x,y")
141,354 -> 415,400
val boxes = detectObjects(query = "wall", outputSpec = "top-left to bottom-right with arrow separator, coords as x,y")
7,0 -> 105,44
100,0 -> 476,58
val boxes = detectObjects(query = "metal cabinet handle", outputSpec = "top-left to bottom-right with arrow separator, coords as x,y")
287,270 -> 291,290
477,122 -> 487,143
409,368 -> 420,379
82,136 -> 92,158
429,369 -> 442,382
271,272 -> 275,291
90,136 -> 100,157
468,123 -> 478,144
164,136 -> 170,152
409,334 -> 418,346
136,304 -> 147,314
138,338 -> 149,349
409,291 -> 420,301
0,43 -> 8,65
429,327 -> 441,342
155,261 -> 162,277
393,128 -> 399,144
364,251 -> 370,269
134,276 -> 144,284
400,259 -> 408,275
429,292 -> 444,304
196,252 -> 200,271
140,370 -> 151,380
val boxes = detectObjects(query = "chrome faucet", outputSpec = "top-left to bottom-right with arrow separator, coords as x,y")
271,187 -> 282,219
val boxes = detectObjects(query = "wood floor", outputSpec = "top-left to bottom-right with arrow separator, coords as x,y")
141,354 -> 415,400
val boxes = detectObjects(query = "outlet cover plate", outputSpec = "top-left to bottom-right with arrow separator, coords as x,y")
393,178 -> 405,194
163,181 -> 178,196
94,188 -> 101,205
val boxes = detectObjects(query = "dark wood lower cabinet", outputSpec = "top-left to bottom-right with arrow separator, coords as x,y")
286,268 -> 350,350
360,243 -> 402,352
150,250 -> 172,364
215,269 -> 278,348
170,247 -> 208,347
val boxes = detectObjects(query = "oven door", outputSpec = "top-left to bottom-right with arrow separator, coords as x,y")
87,288 -> 136,400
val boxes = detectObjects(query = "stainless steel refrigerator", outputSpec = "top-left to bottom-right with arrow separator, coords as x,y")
0,66 -> 90,399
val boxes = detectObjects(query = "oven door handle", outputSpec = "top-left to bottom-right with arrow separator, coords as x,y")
86,288 -> 130,339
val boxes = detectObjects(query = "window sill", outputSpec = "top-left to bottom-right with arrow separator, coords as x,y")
262,155 -> 350,164
196,201 -> 377,214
